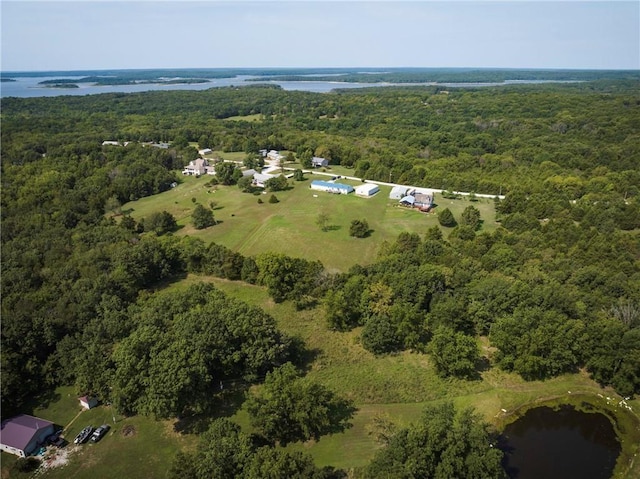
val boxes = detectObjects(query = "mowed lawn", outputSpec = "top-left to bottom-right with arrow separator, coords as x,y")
122,172 -> 498,272
1,386 -> 195,479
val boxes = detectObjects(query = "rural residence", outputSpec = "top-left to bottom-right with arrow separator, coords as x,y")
182,158 -> 215,176
1,415 -> 54,457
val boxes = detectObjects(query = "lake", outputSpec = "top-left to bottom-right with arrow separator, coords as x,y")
0,75 -> 571,98
500,405 -> 621,479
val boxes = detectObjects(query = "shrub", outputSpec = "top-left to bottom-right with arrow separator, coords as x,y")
350,219 -> 370,238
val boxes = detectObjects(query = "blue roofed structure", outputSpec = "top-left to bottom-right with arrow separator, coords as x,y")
310,180 -> 354,195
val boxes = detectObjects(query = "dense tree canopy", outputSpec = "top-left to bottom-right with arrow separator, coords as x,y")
365,402 -> 505,479
246,362 -> 356,445
168,418 -> 345,479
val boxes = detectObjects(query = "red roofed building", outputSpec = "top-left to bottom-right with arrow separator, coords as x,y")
1,414 -> 54,457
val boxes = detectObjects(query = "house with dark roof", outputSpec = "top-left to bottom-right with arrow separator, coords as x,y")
1,415 -> 54,457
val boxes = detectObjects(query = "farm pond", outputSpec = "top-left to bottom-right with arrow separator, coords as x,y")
499,404 -> 621,479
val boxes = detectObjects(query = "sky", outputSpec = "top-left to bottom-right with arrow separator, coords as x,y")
1,1 -> 638,72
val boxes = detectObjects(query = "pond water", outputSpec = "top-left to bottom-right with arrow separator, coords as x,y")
500,405 -> 620,479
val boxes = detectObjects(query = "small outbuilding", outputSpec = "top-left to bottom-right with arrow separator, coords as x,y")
311,157 -> 329,168
198,148 -> 212,156
310,180 -> 354,195
79,395 -> 98,410
355,183 -> 380,197
389,185 -> 410,200
1,415 -> 54,457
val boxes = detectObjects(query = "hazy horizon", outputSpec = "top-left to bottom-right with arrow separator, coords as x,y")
3,66 -> 640,75
2,1 -> 638,72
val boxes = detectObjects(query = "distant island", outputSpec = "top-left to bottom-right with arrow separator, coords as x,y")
48,83 -> 80,89
38,76 -> 211,87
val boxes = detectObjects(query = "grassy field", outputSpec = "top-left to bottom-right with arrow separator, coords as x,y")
221,113 -> 264,122
168,276 -> 640,475
123,171 -> 498,272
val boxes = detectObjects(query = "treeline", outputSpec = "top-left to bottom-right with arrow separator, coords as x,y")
4,81 -> 640,200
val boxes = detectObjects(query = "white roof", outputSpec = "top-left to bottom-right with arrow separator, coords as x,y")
355,183 -> 380,195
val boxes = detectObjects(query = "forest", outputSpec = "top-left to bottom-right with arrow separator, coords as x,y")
1,79 -> 639,477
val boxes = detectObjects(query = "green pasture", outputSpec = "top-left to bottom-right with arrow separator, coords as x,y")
122,171 -> 498,272
221,113 -> 264,122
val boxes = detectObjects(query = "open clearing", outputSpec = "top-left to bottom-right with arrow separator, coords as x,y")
123,171 -> 498,272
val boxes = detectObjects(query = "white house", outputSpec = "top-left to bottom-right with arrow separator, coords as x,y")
182,158 -> 214,176
267,150 -> 284,162
312,157 -> 329,168
1,415 -> 54,457
355,183 -> 380,197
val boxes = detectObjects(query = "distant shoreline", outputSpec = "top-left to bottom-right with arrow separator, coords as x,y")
2,67 -> 638,99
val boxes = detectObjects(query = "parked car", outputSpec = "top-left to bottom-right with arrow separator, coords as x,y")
74,426 -> 93,444
90,424 -> 110,443
46,429 -> 62,445
52,436 -> 66,447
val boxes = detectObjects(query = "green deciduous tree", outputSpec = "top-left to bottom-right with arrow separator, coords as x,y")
142,210 -> 178,235
365,402 -> 505,479
246,362 -> 356,445
215,161 -> 238,185
490,307 -> 584,380
349,219 -> 370,238
192,204 -> 215,229
429,326 -> 479,379
265,175 -> 288,192
316,212 -> 330,232
361,314 -> 404,355
255,253 -> 323,303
